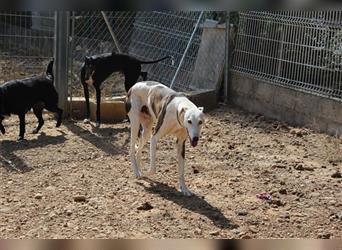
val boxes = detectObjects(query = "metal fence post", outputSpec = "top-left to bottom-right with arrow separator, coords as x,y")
224,11 -> 230,103
54,11 -> 70,116
170,11 -> 204,90
101,11 -> 122,53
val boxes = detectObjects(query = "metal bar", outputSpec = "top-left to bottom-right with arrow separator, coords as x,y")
69,11 -> 75,117
54,11 -> 70,115
170,11 -> 204,89
101,11 -> 122,53
224,11 -> 229,103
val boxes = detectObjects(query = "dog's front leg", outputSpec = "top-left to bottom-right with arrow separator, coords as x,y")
82,83 -> 91,124
95,85 -> 101,128
177,137 -> 192,196
0,116 -> 5,135
149,134 -> 159,175
18,113 -> 26,141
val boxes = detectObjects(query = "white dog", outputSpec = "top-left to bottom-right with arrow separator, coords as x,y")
125,81 -> 205,196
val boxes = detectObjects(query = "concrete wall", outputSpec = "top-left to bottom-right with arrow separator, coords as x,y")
230,72 -> 342,136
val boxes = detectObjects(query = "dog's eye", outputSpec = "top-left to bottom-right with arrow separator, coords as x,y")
188,120 -> 192,124
198,120 -> 202,125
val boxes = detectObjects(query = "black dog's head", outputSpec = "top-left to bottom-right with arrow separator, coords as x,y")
84,56 -> 96,81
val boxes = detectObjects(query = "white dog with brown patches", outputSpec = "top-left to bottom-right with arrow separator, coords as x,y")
125,81 -> 205,196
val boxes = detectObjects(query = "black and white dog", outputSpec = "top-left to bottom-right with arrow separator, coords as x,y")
0,59 -> 63,141
126,81 -> 205,196
81,52 -> 173,127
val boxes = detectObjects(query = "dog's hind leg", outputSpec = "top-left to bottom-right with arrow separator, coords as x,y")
0,116 -> 5,134
95,85 -> 101,128
129,114 -> 142,178
140,72 -> 147,81
32,103 -> 44,134
176,137 -> 192,196
136,122 -> 152,170
44,103 -> 63,127
18,113 -> 26,141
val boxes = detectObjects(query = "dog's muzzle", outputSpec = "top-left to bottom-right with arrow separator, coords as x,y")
190,136 -> 199,147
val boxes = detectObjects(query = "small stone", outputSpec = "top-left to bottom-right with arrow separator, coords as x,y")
318,233 -> 331,239
192,166 -> 199,174
65,209 -> 72,216
74,195 -> 87,202
236,210 -> 248,216
137,202 -> 153,211
194,228 -> 202,235
34,193 -> 43,199
209,230 -> 220,236
331,171 -> 342,178
279,188 -> 287,195
0,207 -> 11,213
249,226 -> 258,233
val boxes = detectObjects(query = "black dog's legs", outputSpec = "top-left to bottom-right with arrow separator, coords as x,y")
95,85 -> 101,127
124,73 -> 140,92
0,115 -> 5,135
82,83 -> 91,122
141,72 -> 148,81
45,104 -> 63,127
32,103 -> 44,134
18,113 -> 26,141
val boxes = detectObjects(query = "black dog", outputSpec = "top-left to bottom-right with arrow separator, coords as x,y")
80,52 -> 173,127
0,59 -> 63,141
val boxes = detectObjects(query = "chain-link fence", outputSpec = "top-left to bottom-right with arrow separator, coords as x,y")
231,11 -> 342,100
70,11 -> 226,99
0,11 -> 55,83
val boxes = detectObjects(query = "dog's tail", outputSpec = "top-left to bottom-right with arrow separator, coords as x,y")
46,58 -> 54,82
139,55 -> 174,66
125,88 -> 132,115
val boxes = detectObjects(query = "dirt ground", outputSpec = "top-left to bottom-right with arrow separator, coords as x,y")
0,104 -> 342,239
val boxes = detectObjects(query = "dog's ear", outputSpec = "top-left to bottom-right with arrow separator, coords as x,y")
178,107 -> 187,123
198,107 -> 204,113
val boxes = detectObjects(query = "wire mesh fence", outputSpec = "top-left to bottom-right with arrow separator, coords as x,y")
0,11 -> 55,83
70,11 -> 226,99
231,11 -> 342,100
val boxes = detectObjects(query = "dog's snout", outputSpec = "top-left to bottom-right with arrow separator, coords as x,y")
193,136 -> 199,142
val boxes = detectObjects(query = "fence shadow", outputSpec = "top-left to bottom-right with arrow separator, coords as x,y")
137,179 -> 238,230
0,132 -> 67,172
64,120 -> 130,156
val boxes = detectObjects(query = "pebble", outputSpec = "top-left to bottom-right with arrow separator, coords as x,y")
34,193 -> 43,200
279,188 -> 287,195
331,171 -> 342,178
209,230 -> 220,236
236,210 -> 248,216
194,228 -> 202,235
74,195 -> 87,202
137,202 -> 153,211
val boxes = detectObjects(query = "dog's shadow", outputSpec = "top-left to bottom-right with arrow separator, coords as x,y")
0,132 -> 67,172
137,178 -> 238,230
64,120 -> 130,156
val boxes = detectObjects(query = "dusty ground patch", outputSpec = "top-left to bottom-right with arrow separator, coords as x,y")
0,104 -> 342,238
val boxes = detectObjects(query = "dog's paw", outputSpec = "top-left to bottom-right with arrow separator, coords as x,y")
83,118 -> 91,124
134,170 -> 142,179
148,168 -> 156,176
17,136 -> 24,142
32,128 -> 39,134
95,122 -> 101,128
56,121 -> 62,128
180,186 -> 192,196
